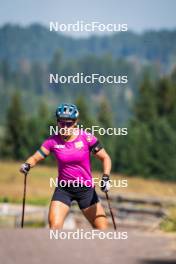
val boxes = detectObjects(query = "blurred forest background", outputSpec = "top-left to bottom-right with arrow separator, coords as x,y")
0,24 -> 176,181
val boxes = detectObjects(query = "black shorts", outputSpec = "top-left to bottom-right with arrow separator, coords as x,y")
51,184 -> 100,210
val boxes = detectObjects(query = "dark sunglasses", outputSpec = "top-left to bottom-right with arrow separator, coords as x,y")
58,120 -> 75,128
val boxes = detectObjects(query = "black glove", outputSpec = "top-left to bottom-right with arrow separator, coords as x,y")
100,174 -> 111,192
20,163 -> 31,174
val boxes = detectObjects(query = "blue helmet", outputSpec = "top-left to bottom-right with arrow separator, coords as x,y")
56,103 -> 79,120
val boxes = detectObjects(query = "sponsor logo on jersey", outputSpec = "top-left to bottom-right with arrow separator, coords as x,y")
54,144 -> 65,149
75,141 -> 84,149
86,135 -> 93,142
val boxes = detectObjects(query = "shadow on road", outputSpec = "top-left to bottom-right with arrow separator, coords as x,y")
140,260 -> 176,264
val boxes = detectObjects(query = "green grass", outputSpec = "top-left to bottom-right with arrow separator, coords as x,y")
24,220 -> 46,228
160,207 -> 176,232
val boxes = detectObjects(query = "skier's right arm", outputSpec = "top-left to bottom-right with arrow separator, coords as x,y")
19,146 -> 50,174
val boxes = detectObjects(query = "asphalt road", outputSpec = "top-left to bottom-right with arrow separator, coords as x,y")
0,228 -> 176,264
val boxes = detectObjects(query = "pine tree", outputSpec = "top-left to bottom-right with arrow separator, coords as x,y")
2,91 -> 28,159
97,98 -> 115,165
134,75 -> 157,124
49,50 -> 63,73
97,98 -> 113,129
26,101 -> 51,153
75,96 -> 94,128
156,77 -> 176,121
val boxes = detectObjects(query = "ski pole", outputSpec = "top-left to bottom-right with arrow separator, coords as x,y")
21,172 -> 28,228
105,192 -> 117,230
